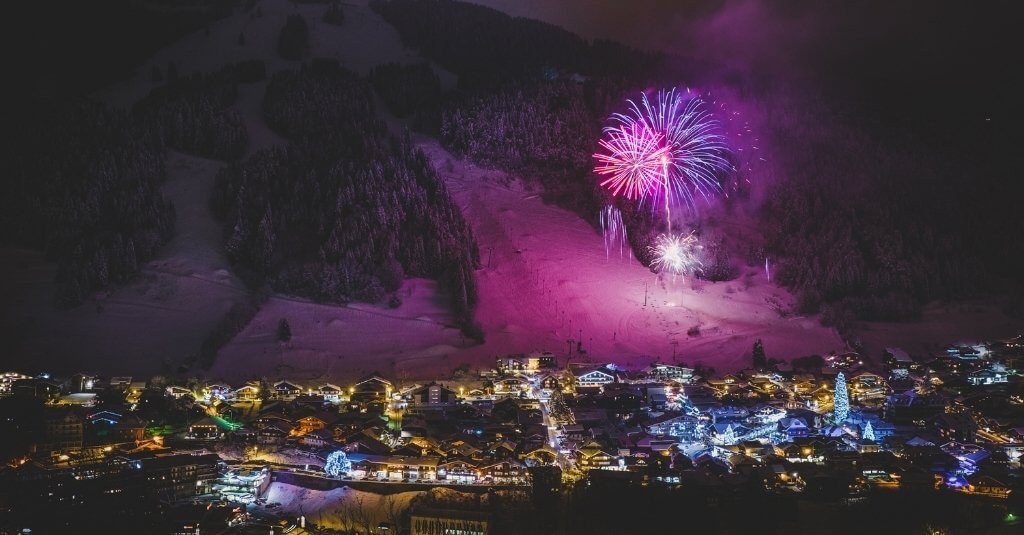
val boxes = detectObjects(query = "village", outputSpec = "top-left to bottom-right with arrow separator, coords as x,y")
3,334 -> 1024,532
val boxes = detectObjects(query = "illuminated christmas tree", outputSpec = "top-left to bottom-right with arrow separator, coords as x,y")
834,372 -> 849,422
324,450 -> 351,477
863,420 -> 875,442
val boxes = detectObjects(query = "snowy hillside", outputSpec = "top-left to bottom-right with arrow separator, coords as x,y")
4,0 -> 848,380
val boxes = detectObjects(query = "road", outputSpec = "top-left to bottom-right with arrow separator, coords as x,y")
528,374 -> 575,473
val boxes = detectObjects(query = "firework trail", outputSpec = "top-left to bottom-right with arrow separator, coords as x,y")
594,88 -> 732,222
599,206 -> 629,261
649,231 -> 702,276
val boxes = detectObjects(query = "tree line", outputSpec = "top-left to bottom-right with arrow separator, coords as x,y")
211,60 -> 482,336
1,101 -> 175,306
134,61 -> 265,160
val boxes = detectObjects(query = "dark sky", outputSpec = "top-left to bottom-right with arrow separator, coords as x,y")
469,0 -> 1018,125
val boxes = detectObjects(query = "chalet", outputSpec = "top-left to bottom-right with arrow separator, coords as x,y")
710,422 -> 750,444
437,458 -> 479,483
643,412 -> 689,436
407,383 -> 460,408
560,423 -> 589,443
496,354 -> 526,373
253,412 -> 293,430
273,381 -> 303,400
188,417 -> 222,440
523,446 -> 558,465
779,441 -> 822,463
791,377 -> 818,396
300,428 -> 335,449
206,383 -> 232,401
480,459 -> 528,484
257,421 -> 291,446
778,417 -> 811,438
647,364 -> 694,383
967,368 -> 1008,386
850,372 -> 888,398
521,425 -> 548,448
748,404 -> 787,424
727,453 -> 762,475
810,385 -> 834,406
516,407 -> 544,427
318,384 -> 344,403
447,439 -> 484,460
165,386 -> 193,400
961,474 -> 1012,498
932,413 -> 977,442
576,441 -> 618,470
496,352 -> 557,374
393,441 -> 427,457
493,377 -> 530,396
343,431 -> 393,456
296,411 -> 342,435
232,383 -> 260,402
706,374 -> 742,394
538,374 -> 560,391
868,419 -> 896,439
749,376 -> 780,394
946,345 -> 983,360
356,455 -> 440,480
352,374 -> 393,402
533,351 -> 557,369
572,366 -> 616,390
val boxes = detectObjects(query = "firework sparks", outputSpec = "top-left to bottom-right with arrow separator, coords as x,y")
593,122 -> 668,200
594,88 -> 732,217
649,232 -> 702,276
600,205 -> 629,261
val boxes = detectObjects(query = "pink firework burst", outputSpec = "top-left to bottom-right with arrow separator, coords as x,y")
593,122 -> 668,201
594,88 -> 732,216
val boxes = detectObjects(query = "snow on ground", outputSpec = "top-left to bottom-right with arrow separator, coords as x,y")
96,0 -> 454,109
7,0 -> 1017,380
264,482 -> 422,531
412,139 -> 846,373
0,151 -> 248,377
209,278 -> 467,383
